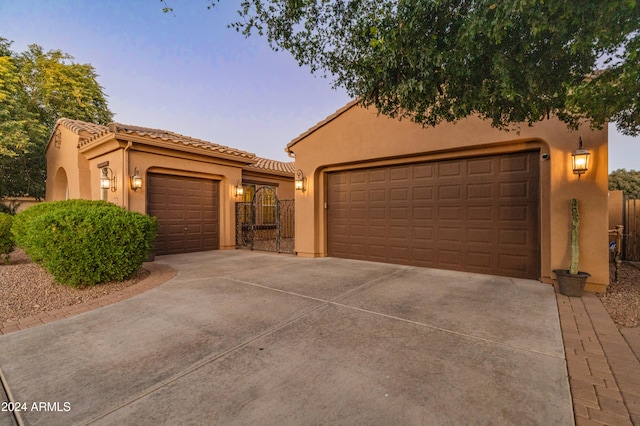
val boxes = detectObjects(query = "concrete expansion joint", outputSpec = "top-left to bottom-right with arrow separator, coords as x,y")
226,268 -> 562,359
82,300 -> 331,424
330,301 -> 566,359
85,268 -> 411,423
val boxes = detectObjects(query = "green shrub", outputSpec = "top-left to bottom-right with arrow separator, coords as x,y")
0,213 -> 14,262
13,200 -> 157,286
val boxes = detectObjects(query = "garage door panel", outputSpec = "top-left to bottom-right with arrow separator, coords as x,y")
500,154 -> 529,172
438,206 -> 461,219
468,206 -> 493,221
350,191 -> 366,202
147,173 -> 219,256
439,162 -> 463,177
467,228 -> 493,244
467,251 -> 493,267
390,188 -> 408,201
499,205 -> 528,220
413,186 -> 434,201
414,164 -> 435,179
438,185 -> 462,200
327,151 -> 539,279
467,158 -> 494,176
369,169 -> 387,182
369,207 -> 386,219
500,181 -> 529,198
499,254 -> 527,272
499,229 -> 528,245
349,172 -> 367,184
437,249 -> 464,266
370,189 -> 387,202
468,183 -> 493,199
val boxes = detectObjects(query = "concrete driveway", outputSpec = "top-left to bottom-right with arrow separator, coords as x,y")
0,250 -> 571,425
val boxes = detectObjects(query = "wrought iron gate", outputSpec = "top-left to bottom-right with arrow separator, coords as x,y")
236,186 -> 295,253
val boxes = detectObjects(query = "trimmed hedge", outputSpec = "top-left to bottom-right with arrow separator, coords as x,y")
12,200 -> 157,287
0,213 -> 14,262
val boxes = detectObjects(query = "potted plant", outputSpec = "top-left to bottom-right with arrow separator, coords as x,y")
553,198 -> 591,297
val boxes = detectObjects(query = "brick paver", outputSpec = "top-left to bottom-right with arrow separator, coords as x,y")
0,262 -> 175,336
558,293 -> 640,425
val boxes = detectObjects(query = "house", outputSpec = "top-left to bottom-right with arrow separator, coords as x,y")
45,119 -> 294,255
286,101 -> 609,292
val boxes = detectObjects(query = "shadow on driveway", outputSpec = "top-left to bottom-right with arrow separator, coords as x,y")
0,250 -> 571,425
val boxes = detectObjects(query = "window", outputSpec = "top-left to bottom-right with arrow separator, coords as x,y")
261,188 -> 276,224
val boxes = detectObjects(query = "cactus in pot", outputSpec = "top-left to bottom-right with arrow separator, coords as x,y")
554,198 -> 591,297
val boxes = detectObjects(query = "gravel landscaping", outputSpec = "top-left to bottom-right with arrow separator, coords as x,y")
598,262 -> 640,328
0,249 -> 149,325
1,248 -> 638,329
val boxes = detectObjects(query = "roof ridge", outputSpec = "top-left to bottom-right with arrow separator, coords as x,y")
56,118 -> 108,136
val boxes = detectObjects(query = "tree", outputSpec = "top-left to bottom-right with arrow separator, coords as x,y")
609,169 -> 640,199
199,0 -> 640,135
0,38 -> 113,199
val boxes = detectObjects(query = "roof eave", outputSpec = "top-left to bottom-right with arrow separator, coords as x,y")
286,99 -> 359,153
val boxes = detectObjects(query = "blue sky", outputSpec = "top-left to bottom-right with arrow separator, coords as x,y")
1,0 -> 638,170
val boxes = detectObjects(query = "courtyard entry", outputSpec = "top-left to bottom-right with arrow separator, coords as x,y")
236,186 -> 294,253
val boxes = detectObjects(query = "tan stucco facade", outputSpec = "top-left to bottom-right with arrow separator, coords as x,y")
46,120 -> 294,252
287,102 -> 609,292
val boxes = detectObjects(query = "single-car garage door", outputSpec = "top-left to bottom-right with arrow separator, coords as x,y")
327,151 -> 539,279
147,173 -> 219,255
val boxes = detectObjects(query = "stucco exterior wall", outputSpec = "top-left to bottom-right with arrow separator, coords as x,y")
288,104 -> 609,292
45,126 -> 92,201
47,124 -> 294,253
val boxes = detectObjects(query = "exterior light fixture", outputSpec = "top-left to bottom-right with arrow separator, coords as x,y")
571,136 -> 591,178
295,169 -> 306,192
234,180 -> 244,198
130,167 -> 143,191
100,167 -> 117,192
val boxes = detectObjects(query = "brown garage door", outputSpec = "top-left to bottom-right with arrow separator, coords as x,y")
327,151 -> 539,279
147,173 -> 219,255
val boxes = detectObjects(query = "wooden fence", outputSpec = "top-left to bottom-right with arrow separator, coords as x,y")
625,198 -> 640,261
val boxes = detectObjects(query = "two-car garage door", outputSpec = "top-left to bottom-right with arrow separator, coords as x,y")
147,173 -> 219,256
327,151 -> 539,279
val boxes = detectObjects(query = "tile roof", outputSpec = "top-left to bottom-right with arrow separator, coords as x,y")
55,118 -> 292,175
102,122 -> 255,159
56,118 -> 108,136
245,157 -> 295,176
57,118 -> 255,160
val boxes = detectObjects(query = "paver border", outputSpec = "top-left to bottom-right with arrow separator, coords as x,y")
558,293 -> 640,425
0,262 -> 176,336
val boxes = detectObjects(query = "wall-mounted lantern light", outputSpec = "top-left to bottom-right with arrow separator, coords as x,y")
295,169 -> 307,192
234,180 -> 244,198
100,167 -> 117,192
130,167 -> 143,191
571,136 -> 591,178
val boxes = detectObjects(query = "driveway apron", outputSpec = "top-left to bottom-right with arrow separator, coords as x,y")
0,251 -> 571,425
